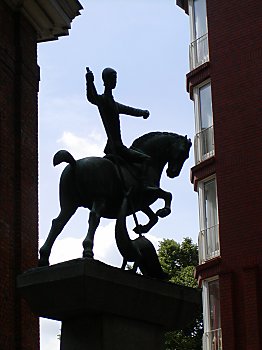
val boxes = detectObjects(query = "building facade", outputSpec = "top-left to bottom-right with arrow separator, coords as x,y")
0,1 -> 82,349
176,1 -> 262,349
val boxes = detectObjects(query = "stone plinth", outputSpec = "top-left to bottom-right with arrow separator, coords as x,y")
17,259 -> 201,350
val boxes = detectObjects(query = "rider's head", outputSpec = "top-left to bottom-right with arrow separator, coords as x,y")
102,67 -> 117,89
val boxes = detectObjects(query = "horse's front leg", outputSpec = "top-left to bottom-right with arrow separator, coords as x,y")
82,200 -> 104,258
133,206 -> 158,234
145,186 -> 172,218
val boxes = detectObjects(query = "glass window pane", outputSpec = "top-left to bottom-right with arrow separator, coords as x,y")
204,180 -> 218,229
193,0 -> 207,39
197,83 -> 213,159
208,280 -> 221,331
199,83 -> 212,130
204,179 -> 219,258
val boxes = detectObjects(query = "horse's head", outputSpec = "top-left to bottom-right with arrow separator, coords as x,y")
166,135 -> 192,178
131,132 -> 192,179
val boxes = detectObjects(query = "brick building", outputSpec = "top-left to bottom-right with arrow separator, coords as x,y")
0,1 -> 82,349
177,0 -> 262,350
176,1 -> 262,349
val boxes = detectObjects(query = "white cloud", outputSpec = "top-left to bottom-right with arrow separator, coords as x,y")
39,222 -> 120,265
57,131 -> 105,159
93,222 -> 122,266
40,236 -> 83,265
40,221 -> 122,267
40,318 -> 61,350
39,221 -> 162,268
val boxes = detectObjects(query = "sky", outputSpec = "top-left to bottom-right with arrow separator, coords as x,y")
37,0 -> 198,348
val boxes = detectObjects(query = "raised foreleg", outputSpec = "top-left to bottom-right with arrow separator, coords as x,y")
133,206 -> 159,234
145,186 -> 172,218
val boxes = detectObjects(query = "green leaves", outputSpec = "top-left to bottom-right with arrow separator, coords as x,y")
158,237 -> 198,282
158,237 -> 203,350
171,265 -> 197,288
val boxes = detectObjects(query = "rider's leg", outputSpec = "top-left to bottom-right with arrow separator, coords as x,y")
121,147 -> 152,186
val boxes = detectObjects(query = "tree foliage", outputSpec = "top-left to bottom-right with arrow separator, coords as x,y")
158,238 -> 203,350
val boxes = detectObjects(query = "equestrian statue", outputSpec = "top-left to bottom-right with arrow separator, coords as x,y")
39,68 -> 192,278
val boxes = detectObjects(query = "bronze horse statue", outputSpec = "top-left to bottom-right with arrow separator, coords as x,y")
39,132 -> 191,267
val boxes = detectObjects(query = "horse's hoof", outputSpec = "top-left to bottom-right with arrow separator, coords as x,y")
156,207 -> 171,218
133,224 -> 148,234
38,258 -> 50,267
133,225 -> 142,234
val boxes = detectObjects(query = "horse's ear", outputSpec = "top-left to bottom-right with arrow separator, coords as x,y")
184,135 -> 191,143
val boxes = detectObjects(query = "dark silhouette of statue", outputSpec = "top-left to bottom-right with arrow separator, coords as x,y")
86,67 -> 150,164
38,67 -> 192,278
116,194 -> 168,279
39,132 -> 192,268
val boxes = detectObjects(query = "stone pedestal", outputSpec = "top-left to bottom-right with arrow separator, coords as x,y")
60,314 -> 164,350
17,259 -> 201,350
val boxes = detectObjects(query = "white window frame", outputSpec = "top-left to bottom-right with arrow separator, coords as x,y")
188,0 -> 209,70
194,80 -> 214,164
198,176 -> 220,264
202,277 -> 222,350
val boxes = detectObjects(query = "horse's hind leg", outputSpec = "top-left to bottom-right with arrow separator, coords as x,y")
82,200 -> 105,258
39,205 -> 77,266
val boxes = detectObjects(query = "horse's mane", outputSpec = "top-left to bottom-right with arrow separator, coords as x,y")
131,131 -> 180,150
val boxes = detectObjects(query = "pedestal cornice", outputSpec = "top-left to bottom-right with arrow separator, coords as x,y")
17,258 -> 201,331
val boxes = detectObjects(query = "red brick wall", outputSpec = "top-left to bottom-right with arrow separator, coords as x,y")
185,0 -> 262,348
207,0 -> 262,263
0,2 -> 39,349
191,0 -> 262,349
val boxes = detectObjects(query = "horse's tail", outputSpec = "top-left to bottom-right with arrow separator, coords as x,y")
53,150 -> 76,167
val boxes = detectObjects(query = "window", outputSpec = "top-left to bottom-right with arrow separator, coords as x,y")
194,81 -> 214,164
189,0 -> 209,70
202,278 -> 222,350
198,177 -> 219,264
192,0 -> 207,39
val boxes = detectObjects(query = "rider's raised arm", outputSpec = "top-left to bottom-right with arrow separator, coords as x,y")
86,68 -> 99,105
116,102 -> 150,119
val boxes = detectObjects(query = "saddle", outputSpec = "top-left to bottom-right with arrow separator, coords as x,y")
104,153 -> 142,183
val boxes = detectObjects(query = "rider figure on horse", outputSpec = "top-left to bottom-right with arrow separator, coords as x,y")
85,67 -> 151,167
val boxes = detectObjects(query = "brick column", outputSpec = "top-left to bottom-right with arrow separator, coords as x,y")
0,2 -> 39,349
